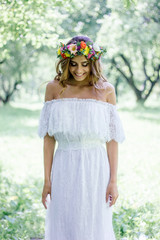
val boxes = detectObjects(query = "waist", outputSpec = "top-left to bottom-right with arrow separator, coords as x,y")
57,139 -> 105,150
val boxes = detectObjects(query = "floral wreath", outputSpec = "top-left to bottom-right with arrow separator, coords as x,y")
57,41 -> 106,61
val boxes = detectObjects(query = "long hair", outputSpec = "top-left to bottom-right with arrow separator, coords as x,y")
54,35 -> 108,90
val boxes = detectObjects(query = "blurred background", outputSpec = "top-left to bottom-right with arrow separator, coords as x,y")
0,0 -> 160,239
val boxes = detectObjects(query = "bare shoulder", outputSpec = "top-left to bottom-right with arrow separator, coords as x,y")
104,82 -> 116,105
44,79 -> 61,102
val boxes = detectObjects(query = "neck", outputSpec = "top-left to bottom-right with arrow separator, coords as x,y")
66,77 -> 91,87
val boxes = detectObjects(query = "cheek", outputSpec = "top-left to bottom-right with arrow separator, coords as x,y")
69,67 -> 74,73
86,66 -> 91,73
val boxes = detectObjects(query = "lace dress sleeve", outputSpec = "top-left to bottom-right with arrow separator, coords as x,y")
107,104 -> 125,143
93,79 -> 112,90
94,79 -> 125,143
38,101 -> 52,138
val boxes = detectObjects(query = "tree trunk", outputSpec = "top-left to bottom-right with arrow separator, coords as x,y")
111,53 -> 160,104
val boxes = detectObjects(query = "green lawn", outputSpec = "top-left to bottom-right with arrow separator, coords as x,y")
0,98 -> 160,240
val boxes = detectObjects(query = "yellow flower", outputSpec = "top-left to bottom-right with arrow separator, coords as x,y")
84,46 -> 90,55
65,52 -> 71,57
57,48 -> 61,55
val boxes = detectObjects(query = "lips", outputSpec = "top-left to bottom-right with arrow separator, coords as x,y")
75,73 -> 85,77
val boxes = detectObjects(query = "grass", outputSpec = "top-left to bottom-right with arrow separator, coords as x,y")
0,96 -> 160,240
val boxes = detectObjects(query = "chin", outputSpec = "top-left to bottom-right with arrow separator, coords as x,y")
74,77 -> 86,81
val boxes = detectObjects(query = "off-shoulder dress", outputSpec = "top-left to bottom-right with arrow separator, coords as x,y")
38,97 -> 125,240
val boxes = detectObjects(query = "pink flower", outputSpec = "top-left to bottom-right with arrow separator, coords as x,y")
68,44 -> 77,54
88,53 -> 93,59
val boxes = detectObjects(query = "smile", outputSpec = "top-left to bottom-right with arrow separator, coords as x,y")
75,73 -> 86,77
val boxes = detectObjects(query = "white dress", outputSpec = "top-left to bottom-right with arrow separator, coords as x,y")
38,97 -> 125,240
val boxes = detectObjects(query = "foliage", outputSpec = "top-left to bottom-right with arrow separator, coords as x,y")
0,0 -> 73,52
57,0 -> 111,42
97,0 -> 160,103
113,201 -> 160,239
0,169 -> 44,239
0,0 -> 136,51
0,0 -> 76,104
123,0 -> 138,8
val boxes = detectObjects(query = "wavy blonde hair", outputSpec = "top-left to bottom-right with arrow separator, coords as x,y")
54,35 -> 108,94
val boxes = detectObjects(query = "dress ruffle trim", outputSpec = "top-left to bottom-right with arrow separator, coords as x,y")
38,98 -> 125,143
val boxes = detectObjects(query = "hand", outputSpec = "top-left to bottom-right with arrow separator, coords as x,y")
42,181 -> 51,209
106,181 -> 119,207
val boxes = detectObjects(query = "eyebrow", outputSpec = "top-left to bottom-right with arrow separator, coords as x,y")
70,60 -> 89,63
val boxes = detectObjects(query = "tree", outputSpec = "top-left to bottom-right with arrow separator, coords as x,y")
0,42 -> 38,104
0,0 -> 74,104
57,0 -> 111,42
97,0 -> 160,103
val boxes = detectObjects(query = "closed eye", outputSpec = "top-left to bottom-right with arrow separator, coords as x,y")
82,64 -> 89,67
70,62 -> 89,67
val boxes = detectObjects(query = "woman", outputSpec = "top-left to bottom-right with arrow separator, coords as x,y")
38,35 -> 125,240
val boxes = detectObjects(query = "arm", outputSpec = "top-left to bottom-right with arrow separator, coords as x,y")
105,84 -> 119,207
42,81 -> 57,209
43,134 -> 56,184
106,140 -> 118,183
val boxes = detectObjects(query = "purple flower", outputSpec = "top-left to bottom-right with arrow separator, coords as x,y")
77,45 -> 81,51
91,49 -> 95,55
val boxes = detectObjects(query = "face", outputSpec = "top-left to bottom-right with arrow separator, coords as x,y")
69,55 -> 91,82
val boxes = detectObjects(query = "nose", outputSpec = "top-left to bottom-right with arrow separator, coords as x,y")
76,65 -> 83,73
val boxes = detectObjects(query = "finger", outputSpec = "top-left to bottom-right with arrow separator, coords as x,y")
42,194 -> 48,209
42,198 -> 47,209
110,195 -> 118,207
108,195 -> 112,206
113,195 -> 118,205
107,193 -> 112,202
109,199 -> 114,207
50,189 -> 52,201
109,194 -> 115,206
111,199 -> 116,206
106,191 -> 110,202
